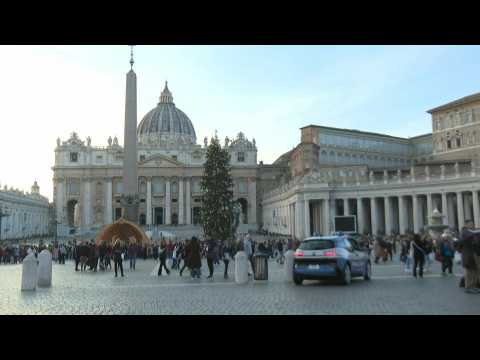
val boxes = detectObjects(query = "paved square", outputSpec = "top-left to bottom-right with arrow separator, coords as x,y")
0,258 -> 477,315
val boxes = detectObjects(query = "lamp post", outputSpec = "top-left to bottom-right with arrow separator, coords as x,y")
0,208 -> 10,242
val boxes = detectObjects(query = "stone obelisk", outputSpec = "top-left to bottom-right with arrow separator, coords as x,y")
120,46 -> 139,223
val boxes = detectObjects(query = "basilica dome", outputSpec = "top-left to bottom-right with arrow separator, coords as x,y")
137,82 -> 196,144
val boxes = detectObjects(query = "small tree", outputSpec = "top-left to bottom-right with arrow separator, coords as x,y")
200,135 -> 234,242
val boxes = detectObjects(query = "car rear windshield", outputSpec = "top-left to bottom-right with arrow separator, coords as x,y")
299,239 -> 336,250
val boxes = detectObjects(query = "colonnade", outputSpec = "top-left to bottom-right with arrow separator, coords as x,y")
304,189 -> 480,238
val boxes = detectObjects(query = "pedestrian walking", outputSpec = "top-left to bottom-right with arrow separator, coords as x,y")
439,233 -> 455,275
412,234 -> 427,278
128,241 -> 137,270
157,239 -> 170,276
113,238 -> 124,277
244,234 -> 254,276
187,237 -> 202,278
220,240 -> 233,279
456,220 -> 480,294
206,239 -> 217,279
179,239 -> 190,276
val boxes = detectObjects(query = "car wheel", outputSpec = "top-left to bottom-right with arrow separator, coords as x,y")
293,275 -> 303,285
342,264 -> 352,285
364,261 -> 371,280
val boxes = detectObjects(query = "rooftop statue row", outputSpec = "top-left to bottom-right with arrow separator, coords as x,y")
263,161 -> 479,199
56,133 -> 120,150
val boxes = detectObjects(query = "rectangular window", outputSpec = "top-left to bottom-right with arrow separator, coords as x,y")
237,152 -> 245,162
238,180 -> 247,193
115,181 -> 123,194
68,181 -> 80,195
115,208 -> 122,220
152,178 -> 164,194
70,152 -> 78,162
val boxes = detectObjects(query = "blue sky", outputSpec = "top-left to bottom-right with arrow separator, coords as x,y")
0,45 -> 479,201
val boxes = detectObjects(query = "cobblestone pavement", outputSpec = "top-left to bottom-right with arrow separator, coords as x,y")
0,256 -> 478,315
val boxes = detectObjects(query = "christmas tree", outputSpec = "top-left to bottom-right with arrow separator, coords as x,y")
200,135 -> 234,242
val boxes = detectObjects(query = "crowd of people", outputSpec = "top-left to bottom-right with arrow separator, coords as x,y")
3,224 -> 479,294
67,234 -> 295,279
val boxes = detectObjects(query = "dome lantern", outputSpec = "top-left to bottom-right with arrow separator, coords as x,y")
159,81 -> 173,104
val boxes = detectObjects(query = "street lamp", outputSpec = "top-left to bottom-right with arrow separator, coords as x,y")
0,208 -> 10,242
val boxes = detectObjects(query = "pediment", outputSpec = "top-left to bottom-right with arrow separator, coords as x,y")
139,154 -> 185,168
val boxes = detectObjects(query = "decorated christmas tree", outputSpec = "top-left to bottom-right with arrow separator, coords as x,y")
200,134 -> 234,241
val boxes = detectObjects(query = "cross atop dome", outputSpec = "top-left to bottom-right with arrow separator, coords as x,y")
159,81 -> 173,104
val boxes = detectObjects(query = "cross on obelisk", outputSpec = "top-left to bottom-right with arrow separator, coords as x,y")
120,45 -> 139,223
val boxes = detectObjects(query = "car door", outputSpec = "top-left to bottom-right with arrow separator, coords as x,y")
347,238 -> 363,275
343,238 -> 359,274
351,238 -> 368,273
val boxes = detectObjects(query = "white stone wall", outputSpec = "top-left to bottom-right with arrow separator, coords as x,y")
0,188 -> 50,240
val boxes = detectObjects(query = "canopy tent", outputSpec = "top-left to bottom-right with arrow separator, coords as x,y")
95,218 -> 151,246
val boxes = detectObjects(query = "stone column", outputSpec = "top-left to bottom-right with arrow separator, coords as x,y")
472,190 -> 480,228
55,179 -> 64,223
248,177 -> 257,225
146,177 -> 152,225
178,178 -> 184,225
457,191 -> 464,229
323,198 -> 330,235
304,199 -> 310,238
441,193 -> 449,226
104,178 -> 113,224
384,196 -> 392,236
185,178 -> 191,225
294,201 -> 302,239
464,192 -> 473,222
83,178 -> 92,228
165,179 -> 171,225
370,197 -> 378,236
357,198 -> 364,235
412,195 -> 420,233
399,195 -> 407,235
343,198 -> 350,216
426,193 -> 433,225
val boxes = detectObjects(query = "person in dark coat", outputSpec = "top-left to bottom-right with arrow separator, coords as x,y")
113,238 -> 124,278
412,233 -> 427,278
179,239 -> 190,276
187,237 -> 202,278
220,240 -> 233,279
74,240 -> 81,271
206,239 -> 217,279
439,233 -> 455,275
457,220 -> 480,293
128,242 -> 138,270
157,239 -> 170,276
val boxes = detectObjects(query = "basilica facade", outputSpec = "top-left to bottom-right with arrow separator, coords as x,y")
53,83 -> 259,238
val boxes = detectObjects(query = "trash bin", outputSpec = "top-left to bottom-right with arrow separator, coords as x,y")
253,253 -> 268,280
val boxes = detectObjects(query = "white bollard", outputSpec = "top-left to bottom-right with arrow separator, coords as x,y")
37,250 -> 52,287
284,250 -> 294,283
234,251 -> 249,284
21,253 -> 38,291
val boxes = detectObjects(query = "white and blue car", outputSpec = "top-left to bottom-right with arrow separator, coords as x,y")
293,235 -> 371,285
